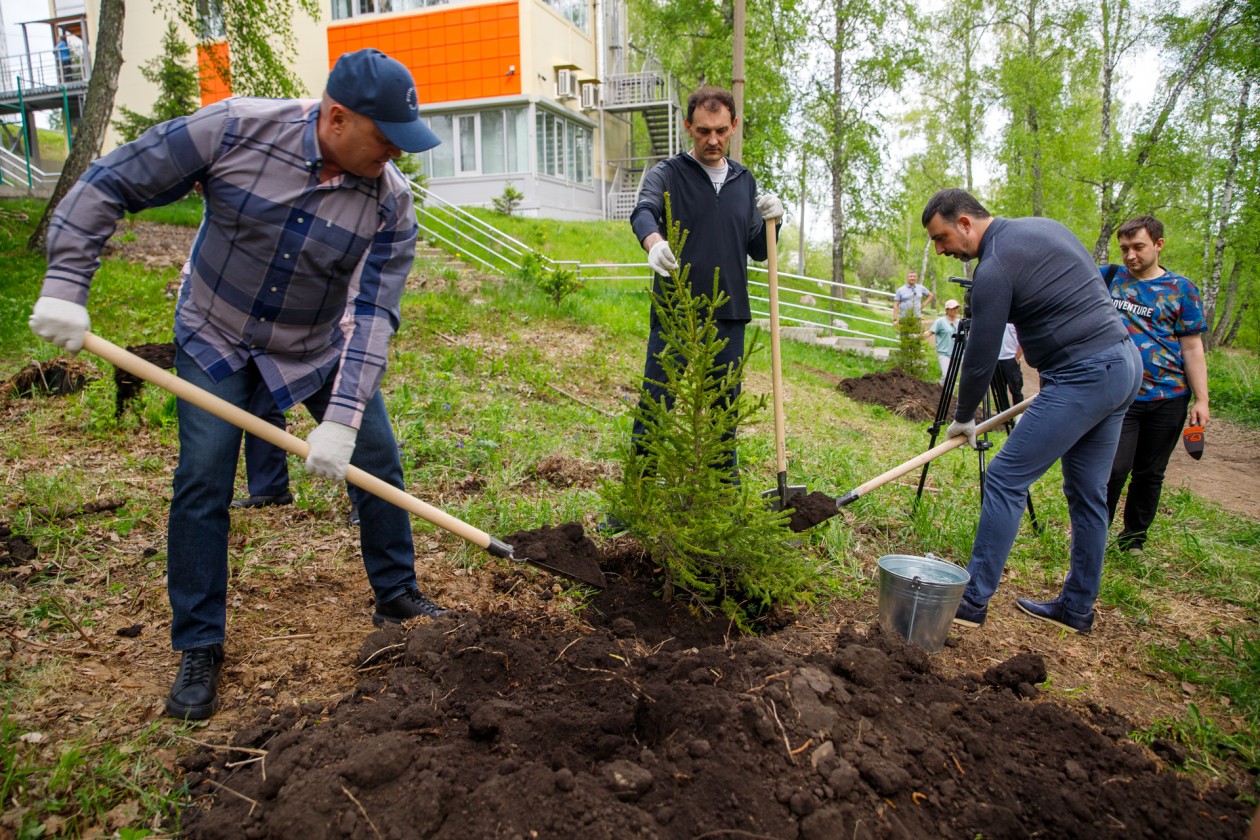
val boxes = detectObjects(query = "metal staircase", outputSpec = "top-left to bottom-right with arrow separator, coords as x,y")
598,63 -> 683,221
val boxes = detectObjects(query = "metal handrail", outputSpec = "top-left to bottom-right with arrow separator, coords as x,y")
0,145 -> 60,188
409,177 -> 902,349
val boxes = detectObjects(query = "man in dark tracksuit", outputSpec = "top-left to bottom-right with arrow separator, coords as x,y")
627,85 -> 783,479
922,189 -> 1142,635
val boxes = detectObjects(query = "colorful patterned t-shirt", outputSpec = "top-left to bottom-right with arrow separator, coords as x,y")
1103,264 -> 1207,401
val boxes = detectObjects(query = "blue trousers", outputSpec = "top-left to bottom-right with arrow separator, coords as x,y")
243,385 -> 364,510
963,339 -> 1142,614
243,385 -> 290,497
168,346 -> 417,650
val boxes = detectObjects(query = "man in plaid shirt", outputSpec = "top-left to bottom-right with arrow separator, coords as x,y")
30,49 -> 448,720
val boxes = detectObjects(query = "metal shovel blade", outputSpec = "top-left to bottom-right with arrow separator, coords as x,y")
1182,425 -> 1205,460
762,472 -> 808,512
489,537 -> 607,589
519,554 -> 607,588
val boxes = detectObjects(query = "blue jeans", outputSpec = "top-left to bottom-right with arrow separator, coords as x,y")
243,386 -> 366,509
963,339 -> 1142,614
168,346 -> 417,650
243,384 -> 290,497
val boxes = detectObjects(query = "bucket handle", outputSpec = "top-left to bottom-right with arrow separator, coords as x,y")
906,575 -> 922,638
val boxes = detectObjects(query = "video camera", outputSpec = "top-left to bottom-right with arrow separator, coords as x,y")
948,276 -> 974,317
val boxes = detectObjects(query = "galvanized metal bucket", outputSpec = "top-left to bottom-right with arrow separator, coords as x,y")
877,554 -> 970,653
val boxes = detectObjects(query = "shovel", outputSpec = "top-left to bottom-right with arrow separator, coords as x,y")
82,333 -> 607,588
833,397 -> 1034,509
759,218 -> 808,511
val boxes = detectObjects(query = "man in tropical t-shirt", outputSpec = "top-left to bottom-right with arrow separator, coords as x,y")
1104,215 -> 1210,553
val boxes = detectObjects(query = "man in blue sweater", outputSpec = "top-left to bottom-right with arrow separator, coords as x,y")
625,86 -> 782,477
922,189 -> 1142,634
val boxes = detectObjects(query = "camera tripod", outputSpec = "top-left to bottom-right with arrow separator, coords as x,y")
914,316 -> 1040,532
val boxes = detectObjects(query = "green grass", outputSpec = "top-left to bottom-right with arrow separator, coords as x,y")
2,701 -> 188,837
1140,625 -> 1260,794
1208,348 -> 1260,428
127,194 -> 205,228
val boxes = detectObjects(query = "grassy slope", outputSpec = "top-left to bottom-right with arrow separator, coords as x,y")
2,199 -> 1258,833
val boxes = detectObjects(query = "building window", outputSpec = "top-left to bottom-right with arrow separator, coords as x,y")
197,0 -> 227,39
540,0 -> 589,32
421,108 -> 528,177
536,109 -> 592,185
426,114 -> 454,177
332,0 -> 448,20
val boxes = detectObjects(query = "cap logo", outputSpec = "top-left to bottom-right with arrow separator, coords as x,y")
406,86 -> 418,113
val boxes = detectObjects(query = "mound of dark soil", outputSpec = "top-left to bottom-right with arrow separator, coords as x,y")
838,367 -> 948,421
183,560 -> 1249,839
3,358 -> 97,398
113,342 -> 176,418
502,522 -> 606,588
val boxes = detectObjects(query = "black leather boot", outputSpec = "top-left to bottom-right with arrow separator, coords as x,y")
166,644 -> 224,720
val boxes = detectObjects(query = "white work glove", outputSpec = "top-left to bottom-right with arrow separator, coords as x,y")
305,420 -> 358,481
947,418 -> 978,449
647,240 -> 679,275
29,296 -> 90,353
756,193 -> 784,221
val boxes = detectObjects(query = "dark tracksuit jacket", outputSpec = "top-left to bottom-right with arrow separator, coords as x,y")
629,152 -> 771,324
627,152 -> 775,469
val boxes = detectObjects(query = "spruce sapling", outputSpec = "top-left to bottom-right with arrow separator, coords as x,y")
601,195 -> 816,630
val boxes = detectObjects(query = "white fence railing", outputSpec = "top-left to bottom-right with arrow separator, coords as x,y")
410,180 -> 899,347
0,145 -> 60,189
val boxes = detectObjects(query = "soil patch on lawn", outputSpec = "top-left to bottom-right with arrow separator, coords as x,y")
3,357 -> 97,399
837,368 -> 948,421
183,547 -> 1250,840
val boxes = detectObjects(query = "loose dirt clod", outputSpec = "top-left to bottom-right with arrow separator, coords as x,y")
0,524 -> 37,566
788,490 -> 841,532
503,521 -> 606,587
113,342 -> 176,417
182,614 -> 1249,839
837,367 -> 948,421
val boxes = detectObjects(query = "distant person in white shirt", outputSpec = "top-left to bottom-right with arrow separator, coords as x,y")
993,323 -> 1024,405
892,270 -> 934,323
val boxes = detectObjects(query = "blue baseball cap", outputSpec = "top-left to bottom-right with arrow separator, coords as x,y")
326,49 -> 440,153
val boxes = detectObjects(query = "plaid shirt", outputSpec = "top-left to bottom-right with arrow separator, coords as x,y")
42,97 -> 418,429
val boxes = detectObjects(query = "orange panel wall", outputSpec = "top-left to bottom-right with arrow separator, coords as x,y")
328,3 -> 521,106
198,42 -> 232,106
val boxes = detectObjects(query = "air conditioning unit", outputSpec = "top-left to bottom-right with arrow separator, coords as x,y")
555,69 -> 578,100
580,82 -> 599,110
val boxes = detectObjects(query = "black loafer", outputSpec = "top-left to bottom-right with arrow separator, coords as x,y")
231,491 -> 294,509
373,590 -> 451,625
166,644 -> 224,720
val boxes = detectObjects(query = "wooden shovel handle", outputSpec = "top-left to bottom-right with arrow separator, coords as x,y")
766,218 -> 787,474
83,332 -> 497,551
838,397 -> 1034,506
